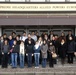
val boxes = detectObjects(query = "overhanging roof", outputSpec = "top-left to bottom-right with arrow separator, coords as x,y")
0,14 -> 76,26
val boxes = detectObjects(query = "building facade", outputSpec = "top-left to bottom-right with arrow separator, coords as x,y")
0,1 -> 76,36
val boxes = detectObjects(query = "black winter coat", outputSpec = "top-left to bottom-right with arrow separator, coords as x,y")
59,43 -> 67,58
67,40 -> 75,53
25,38 -> 35,49
12,45 -> 19,53
26,44 -> 34,54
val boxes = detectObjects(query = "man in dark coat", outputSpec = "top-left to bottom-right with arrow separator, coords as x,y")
67,36 -> 75,64
26,40 -> 34,68
66,31 -> 75,43
25,33 -> 35,66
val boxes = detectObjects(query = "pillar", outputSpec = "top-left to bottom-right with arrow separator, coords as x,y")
0,27 -> 2,36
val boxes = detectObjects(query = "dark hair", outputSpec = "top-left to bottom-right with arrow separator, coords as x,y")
12,32 -> 16,35
4,40 -> 8,45
23,31 -> 26,34
3,33 -> 7,35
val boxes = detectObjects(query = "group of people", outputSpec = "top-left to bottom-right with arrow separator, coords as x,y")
0,31 -> 76,69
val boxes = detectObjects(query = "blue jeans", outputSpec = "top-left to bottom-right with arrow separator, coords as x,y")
34,53 -> 40,67
11,53 -> 17,68
27,53 -> 32,67
42,58 -> 47,68
19,54 -> 25,68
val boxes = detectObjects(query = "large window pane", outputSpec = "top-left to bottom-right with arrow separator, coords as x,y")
10,0 -> 25,2
30,0 -> 45,2
50,0 -> 65,2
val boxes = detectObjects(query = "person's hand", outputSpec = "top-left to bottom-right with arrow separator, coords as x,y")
12,45 -> 14,47
2,52 -> 4,55
74,52 -> 76,56
51,52 -> 53,54
8,52 -> 9,54
26,54 -> 28,56
32,54 -> 33,56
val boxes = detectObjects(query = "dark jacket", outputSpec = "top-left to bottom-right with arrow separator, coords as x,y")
16,40 -> 21,45
34,46 -> 41,53
12,45 -> 19,53
26,44 -> 34,54
67,40 -> 75,53
59,43 -> 67,58
25,38 -> 35,49
66,34 -> 75,42
9,39 -> 14,49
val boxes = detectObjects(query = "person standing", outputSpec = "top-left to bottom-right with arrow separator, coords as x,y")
12,32 -> 16,40
38,37 -> 43,64
11,40 -> 19,68
41,40 -> 48,68
67,36 -> 75,64
25,33 -> 35,64
26,40 -> 34,68
59,39 -> 67,65
48,31 -> 54,41
8,35 -> 14,65
19,41 -> 25,68
16,35 -> 21,65
1,40 -> 10,68
34,41 -> 41,68
58,32 -> 66,43
0,36 -> 4,65
3,33 -> 8,41
20,32 -> 27,42
31,32 -> 37,42
48,41 -> 55,68
66,31 -> 74,43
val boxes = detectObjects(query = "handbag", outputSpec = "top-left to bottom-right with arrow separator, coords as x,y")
52,53 -> 57,58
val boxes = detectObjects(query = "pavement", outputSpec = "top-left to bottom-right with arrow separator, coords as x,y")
0,58 -> 76,75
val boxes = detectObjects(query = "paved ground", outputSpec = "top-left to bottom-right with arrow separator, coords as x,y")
0,59 -> 76,72
0,58 -> 76,75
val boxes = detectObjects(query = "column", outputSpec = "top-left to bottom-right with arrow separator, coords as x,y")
65,0 -> 70,2
75,26 -> 76,36
5,0 -> 10,2
0,27 -> 2,36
